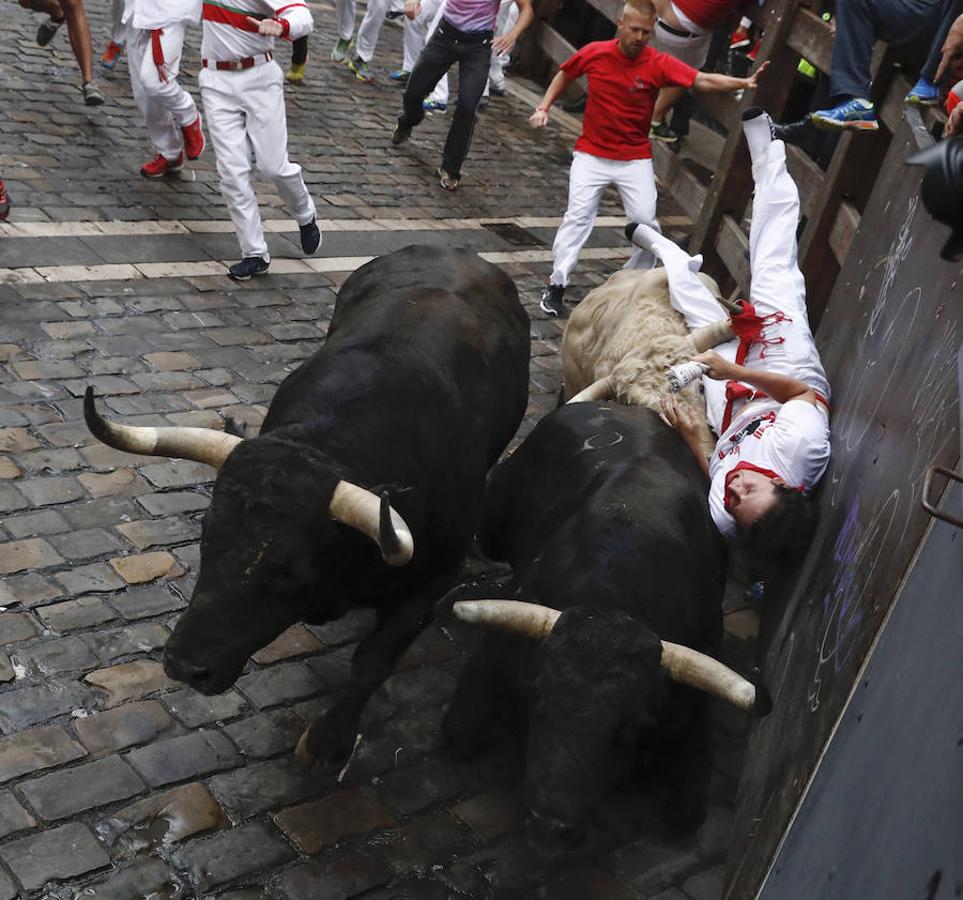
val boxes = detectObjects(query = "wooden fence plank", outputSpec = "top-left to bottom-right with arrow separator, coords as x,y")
786,7 -> 832,75
828,200 -> 860,265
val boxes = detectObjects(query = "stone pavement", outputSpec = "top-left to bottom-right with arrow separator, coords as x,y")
0,2 -> 758,897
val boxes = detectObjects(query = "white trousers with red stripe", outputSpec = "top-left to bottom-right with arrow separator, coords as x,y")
550,151 -> 660,287
200,61 -> 316,261
636,139 -> 830,434
127,23 -> 198,161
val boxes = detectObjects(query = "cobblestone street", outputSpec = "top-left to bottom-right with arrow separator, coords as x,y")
1,1 -> 756,897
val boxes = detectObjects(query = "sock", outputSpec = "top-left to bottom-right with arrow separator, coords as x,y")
742,106 -> 774,168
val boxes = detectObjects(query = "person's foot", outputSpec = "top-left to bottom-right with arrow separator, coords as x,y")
389,69 -> 410,83
181,115 -> 205,160
348,56 -> 373,82
100,40 -> 124,70
477,97 -> 489,111
140,152 -> 184,178
299,217 -> 321,255
36,16 -> 63,47
811,98 -> 878,132
437,167 -> 459,191
729,24 -> 751,50
772,116 -> 815,148
82,81 -> 105,106
423,99 -> 447,112
391,121 -> 412,145
330,38 -> 351,64
649,120 -> 680,144
229,256 -> 270,281
489,84 -> 508,97
0,180 -> 10,222
904,76 -> 939,106
539,284 -> 566,318
286,62 -> 306,83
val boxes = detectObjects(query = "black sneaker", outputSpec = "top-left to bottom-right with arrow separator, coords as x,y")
391,121 -> 412,145
540,285 -> 566,318
299,217 -> 321,254
649,121 -> 680,144
228,256 -> 270,281
37,16 -> 63,46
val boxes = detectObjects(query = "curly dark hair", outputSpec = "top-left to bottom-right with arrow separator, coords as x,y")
739,485 -> 819,575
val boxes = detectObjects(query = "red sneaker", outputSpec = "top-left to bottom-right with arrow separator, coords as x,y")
0,179 -> 10,222
140,152 -> 184,178
729,25 -> 751,50
101,40 -> 124,70
181,115 -> 205,160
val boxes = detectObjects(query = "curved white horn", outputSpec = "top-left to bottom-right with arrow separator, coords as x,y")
329,481 -> 414,566
84,387 -> 243,469
567,375 -> 615,404
691,318 -> 735,353
452,599 -> 561,639
660,641 -> 771,716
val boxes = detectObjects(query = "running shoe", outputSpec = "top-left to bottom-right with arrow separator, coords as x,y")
729,25 -> 751,50
904,77 -> 939,106
181,115 -> 205,160
286,62 -> 306,83
437,166 -> 459,191
229,256 -> 270,280
649,121 -> 680,144
37,16 -> 63,46
83,81 -> 105,106
812,98 -> 879,131
101,40 -> 124,69
299,217 -> 321,255
348,56 -> 373,82
423,99 -> 447,112
539,285 -> 566,318
140,152 -> 184,178
389,69 -> 410,83
391,121 -> 412,145
330,38 -> 351,64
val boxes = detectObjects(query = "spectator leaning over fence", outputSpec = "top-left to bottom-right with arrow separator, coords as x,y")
20,0 -> 106,104
631,107 -> 831,567
199,0 -> 322,280
648,0 -> 747,146
530,0 -> 767,319
390,0 -> 534,191
124,0 -> 206,178
811,0 -> 956,131
904,0 -> 963,104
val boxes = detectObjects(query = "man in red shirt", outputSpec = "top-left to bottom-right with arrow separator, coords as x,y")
530,0 -> 766,318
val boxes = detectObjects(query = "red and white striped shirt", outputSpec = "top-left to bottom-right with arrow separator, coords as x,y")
201,0 -> 312,62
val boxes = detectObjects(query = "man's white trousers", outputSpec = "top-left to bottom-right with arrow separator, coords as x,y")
637,139 -> 830,433
127,22 -> 197,161
200,61 -> 316,261
551,151 -> 660,287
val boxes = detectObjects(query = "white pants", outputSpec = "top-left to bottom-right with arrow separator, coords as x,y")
200,61 -> 316,261
356,0 -> 393,61
638,140 -> 830,433
551,151 -> 660,286
127,23 -> 197,160
649,21 -> 711,69
402,0 -> 448,103
483,0 -> 517,95
110,0 -> 125,45
335,0 -> 356,42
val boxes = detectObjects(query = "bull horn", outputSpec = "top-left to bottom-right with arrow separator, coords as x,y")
453,599 -> 770,715
84,386 -> 243,469
329,481 -> 414,566
567,375 -> 615,404
691,318 -> 735,352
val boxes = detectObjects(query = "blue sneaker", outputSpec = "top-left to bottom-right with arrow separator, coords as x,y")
389,69 -> 410,83
811,98 -> 878,131
423,99 -> 447,112
228,256 -> 270,281
905,77 -> 939,106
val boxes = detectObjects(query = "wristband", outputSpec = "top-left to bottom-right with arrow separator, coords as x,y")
536,106 -> 549,113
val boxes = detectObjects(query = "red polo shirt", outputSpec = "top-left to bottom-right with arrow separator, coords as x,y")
560,39 -> 698,161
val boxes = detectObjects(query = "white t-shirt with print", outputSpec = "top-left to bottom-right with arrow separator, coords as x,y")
708,398 -> 831,539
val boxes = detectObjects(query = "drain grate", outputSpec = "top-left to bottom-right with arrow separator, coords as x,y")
481,221 -> 544,247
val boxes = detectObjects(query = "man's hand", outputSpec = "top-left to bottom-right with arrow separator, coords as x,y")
246,15 -> 283,35
744,59 -> 770,90
661,394 -> 702,441
492,33 -> 515,55
945,103 -> 963,137
529,107 -> 549,128
936,14 -> 963,83
405,0 -> 421,20
692,350 -> 737,380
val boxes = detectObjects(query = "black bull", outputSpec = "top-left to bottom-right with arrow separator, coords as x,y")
85,246 -> 530,769
442,401 -> 767,844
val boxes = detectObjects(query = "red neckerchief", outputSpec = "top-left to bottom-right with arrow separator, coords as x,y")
723,461 -> 803,514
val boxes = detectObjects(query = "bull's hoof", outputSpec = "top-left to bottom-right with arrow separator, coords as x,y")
294,729 -> 317,768
293,722 -> 359,775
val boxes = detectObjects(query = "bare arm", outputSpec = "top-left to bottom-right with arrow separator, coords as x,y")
660,395 -> 710,479
493,0 -> 534,54
529,69 -> 573,127
692,60 -> 768,94
693,350 -> 821,406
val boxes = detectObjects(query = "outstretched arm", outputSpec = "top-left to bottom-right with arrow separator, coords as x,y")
693,61 -> 769,94
529,69 -> 573,127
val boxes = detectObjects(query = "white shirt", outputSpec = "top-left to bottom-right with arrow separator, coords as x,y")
708,398 -> 831,539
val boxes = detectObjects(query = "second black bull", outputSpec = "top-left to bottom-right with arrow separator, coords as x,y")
84,245 -> 530,769
443,401 -> 770,845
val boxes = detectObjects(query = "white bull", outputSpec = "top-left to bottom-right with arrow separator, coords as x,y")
561,266 -> 734,456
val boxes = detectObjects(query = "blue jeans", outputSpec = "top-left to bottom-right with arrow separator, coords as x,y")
830,0 -> 949,101
398,17 -> 493,178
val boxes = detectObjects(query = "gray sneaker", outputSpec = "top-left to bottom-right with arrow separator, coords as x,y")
437,167 -> 459,191
82,82 -> 105,106
37,16 -> 63,46
391,122 -> 412,145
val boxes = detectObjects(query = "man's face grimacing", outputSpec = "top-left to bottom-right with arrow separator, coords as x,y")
617,7 -> 655,58
725,469 -> 782,530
